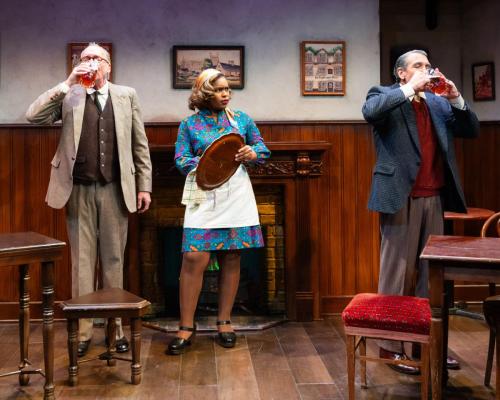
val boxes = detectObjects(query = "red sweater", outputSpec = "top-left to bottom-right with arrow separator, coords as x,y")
410,98 -> 445,197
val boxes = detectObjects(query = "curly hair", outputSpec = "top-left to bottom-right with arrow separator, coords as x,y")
188,69 -> 225,111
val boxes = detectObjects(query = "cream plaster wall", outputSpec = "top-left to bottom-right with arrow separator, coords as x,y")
0,0 -> 380,123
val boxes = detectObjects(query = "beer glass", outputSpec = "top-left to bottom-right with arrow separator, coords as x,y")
427,68 -> 448,95
79,59 -> 99,88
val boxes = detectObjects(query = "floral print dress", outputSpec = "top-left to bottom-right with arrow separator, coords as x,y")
174,109 -> 270,252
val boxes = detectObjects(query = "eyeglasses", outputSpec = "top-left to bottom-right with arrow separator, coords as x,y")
213,87 -> 231,94
81,56 -> 105,63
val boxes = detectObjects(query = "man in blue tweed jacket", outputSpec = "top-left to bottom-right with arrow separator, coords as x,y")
362,50 -> 479,374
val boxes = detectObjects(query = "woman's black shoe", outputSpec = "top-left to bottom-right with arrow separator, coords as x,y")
216,320 -> 237,348
166,325 -> 196,355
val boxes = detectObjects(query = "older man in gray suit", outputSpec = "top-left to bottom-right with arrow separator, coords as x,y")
362,50 -> 479,374
26,43 -> 152,357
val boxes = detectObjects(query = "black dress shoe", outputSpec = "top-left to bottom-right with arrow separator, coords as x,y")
77,340 -> 91,358
104,336 -> 130,353
446,356 -> 460,370
216,320 -> 237,348
166,325 -> 196,355
379,347 -> 420,375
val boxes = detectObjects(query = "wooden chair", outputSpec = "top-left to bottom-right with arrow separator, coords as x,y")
481,211 -> 500,387
342,293 -> 431,400
60,288 -> 151,386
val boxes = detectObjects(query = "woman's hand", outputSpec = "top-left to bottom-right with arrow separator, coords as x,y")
235,145 -> 257,162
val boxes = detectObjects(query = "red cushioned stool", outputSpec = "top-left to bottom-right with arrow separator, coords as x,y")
341,293 -> 431,400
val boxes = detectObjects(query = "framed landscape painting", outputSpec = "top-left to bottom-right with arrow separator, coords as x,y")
172,45 -> 244,89
301,41 -> 345,96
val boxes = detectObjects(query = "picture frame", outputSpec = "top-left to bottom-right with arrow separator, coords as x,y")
172,45 -> 244,89
67,42 -> 113,81
472,62 -> 495,101
301,41 -> 345,96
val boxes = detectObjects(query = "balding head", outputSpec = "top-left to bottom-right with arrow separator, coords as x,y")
80,43 -> 111,65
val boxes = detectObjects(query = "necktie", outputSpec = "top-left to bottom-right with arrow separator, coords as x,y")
94,92 -> 102,113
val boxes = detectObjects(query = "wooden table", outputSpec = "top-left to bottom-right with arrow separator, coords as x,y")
421,235 -> 500,400
0,232 -> 65,400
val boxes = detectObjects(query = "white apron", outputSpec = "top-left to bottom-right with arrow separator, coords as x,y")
183,165 -> 260,229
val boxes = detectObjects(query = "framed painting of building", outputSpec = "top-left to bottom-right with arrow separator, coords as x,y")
301,41 -> 345,96
172,45 -> 244,89
472,62 -> 495,101
67,42 -> 113,81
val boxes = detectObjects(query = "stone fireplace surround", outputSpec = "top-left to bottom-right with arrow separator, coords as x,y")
128,141 -> 331,321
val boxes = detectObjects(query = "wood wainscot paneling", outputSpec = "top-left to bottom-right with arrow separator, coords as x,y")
0,121 -> 498,320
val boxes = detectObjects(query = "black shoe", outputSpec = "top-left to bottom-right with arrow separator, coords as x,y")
104,336 -> 130,353
446,356 -> 461,370
379,348 -> 420,375
77,340 -> 91,358
166,325 -> 196,355
216,320 -> 237,348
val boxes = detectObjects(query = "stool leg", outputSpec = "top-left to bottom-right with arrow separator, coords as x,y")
131,317 -> 142,385
485,328 -> 495,386
346,334 -> 356,400
359,337 -> 367,388
41,260 -> 55,400
107,318 -> 117,367
67,318 -> 78,386
18,264 -> 30,386
420,343 -> 430,400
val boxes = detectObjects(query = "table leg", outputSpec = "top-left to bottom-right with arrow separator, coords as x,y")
18,264 -> 30,386
41,261 -> 55,400
130,318 -> 142,385
429,264 -> 444,400
67,319 -> 78,386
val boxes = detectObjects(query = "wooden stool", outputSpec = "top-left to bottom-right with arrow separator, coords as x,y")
0,232 -> 65,400
342,293 -> 431,400
60,288 -> 151,386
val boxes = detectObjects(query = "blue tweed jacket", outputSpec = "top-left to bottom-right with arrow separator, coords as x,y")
362,84 -> 480,214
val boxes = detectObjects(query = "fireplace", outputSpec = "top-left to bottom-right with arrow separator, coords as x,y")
129,141 -> 331,321
139,184 -> 285,317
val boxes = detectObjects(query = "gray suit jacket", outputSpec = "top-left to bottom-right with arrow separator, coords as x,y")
362,84 -> 479,214
26,82 -> 152,213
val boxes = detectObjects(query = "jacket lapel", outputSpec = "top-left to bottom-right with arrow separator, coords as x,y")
73,90 -> 86,150
424,94 -> 448,153
399,97 -> 421,156
109,83 -> 125,143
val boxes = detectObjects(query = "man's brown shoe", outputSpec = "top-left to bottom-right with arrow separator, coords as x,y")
379,347 -> 420,375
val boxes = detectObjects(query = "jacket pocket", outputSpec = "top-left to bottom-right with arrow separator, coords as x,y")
373,163 -> 395,176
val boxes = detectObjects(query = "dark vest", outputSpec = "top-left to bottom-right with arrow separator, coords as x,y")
410,98 -> 445,197
73,93 -> 119,184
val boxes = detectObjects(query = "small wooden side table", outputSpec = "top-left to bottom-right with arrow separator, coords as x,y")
0,232 -> 65,400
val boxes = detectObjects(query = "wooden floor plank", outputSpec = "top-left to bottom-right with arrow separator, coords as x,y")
0,317 -> 496,399
247,328 -> 301,400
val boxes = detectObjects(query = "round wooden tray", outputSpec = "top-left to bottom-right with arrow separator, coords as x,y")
196,132 -> 244,191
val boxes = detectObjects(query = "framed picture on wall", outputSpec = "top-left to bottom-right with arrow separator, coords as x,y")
172,45 -> 244,89
472,62 -> 495,101
67,42 -> 113,81
301,41 -> 345,96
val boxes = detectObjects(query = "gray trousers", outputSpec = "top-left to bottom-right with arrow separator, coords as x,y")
66,181 -> 129,341
378,196 -> 443,352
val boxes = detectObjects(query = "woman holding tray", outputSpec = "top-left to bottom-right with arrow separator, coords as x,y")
167,69 -> 270,355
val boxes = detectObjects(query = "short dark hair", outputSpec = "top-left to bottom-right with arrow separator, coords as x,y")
393,49 -> 428,82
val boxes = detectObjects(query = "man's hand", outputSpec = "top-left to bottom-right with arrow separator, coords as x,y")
64,63 -> 92,87
407,70 -> 430,93
235,145 -> 257,162
433,68 -> 460,99
137,191 -> 151,213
